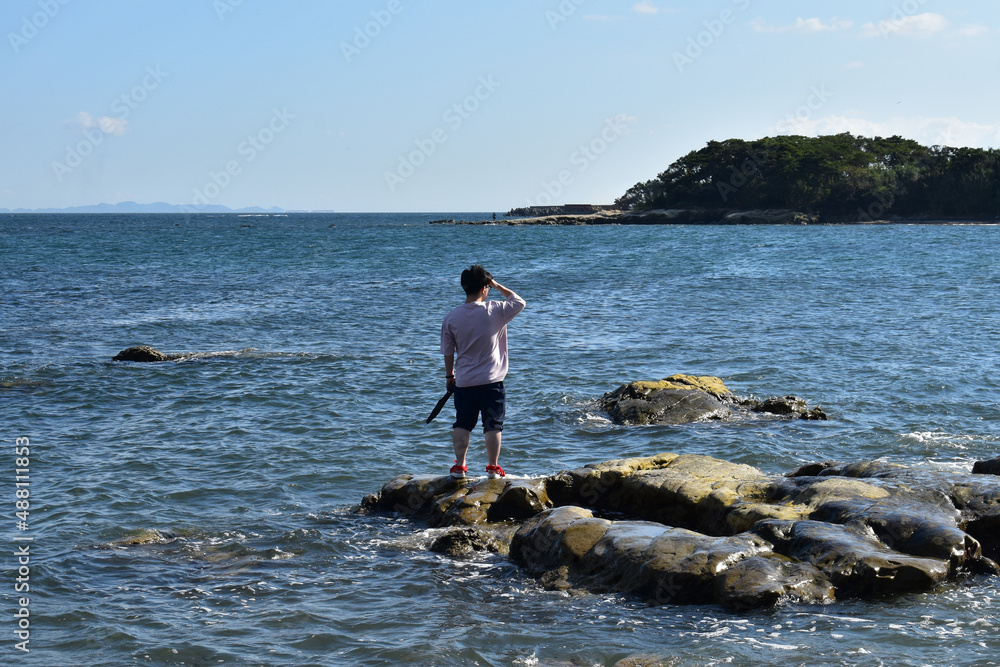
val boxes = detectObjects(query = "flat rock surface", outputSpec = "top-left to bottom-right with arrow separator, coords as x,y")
361,452 -> 1000,609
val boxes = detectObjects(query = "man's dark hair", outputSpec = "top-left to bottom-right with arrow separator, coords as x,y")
461,264 -> 493,295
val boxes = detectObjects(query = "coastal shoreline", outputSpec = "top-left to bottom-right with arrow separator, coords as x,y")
430,209 -> 1000,226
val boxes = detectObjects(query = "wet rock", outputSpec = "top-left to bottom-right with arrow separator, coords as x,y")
774,476 -> 890,504
596,375 -> 732,425
755,396 -> 828,420
615,455 -> 769,535
436,478 -> 508,526
596,375 -> 827,425
545,452 -> 681,510
963,511 -> 1000,565
510,507 -> 604,580
487,478 -> 553,522
786,461 -> 841,477
753,519 -> 950,597
362,476 -> 548,527
633,528 -> 778,605
429,526 -> 506,557
973,455 -> 1000,476
509,507 -> 831,609
364,452 -> 1000,609
112,345 -> 179,362
714,556 -> 835,610
809,498 -> 977,570
609,387 -> 729,425
359,474 -> 464,517
613,656 -> 672,667
99,528 -> 182,547
549,453 -> 769,535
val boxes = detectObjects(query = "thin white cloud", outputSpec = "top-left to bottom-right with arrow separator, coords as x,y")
772,115 -> 1000,149
633,2 -> 660,15
955,23 -> 989,37
861,12 -> 947,38
845,61 -> 865,69
72,111 -> 128,136
752,17 -> 853,34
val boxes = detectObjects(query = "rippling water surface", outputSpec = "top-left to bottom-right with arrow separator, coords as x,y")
3,213 -> 1000,666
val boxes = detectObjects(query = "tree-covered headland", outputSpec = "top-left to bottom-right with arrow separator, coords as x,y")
615,134 -> 1000,221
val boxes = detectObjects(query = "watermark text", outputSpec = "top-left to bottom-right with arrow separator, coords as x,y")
8,0 -> 71,54
12,437 -> 33,654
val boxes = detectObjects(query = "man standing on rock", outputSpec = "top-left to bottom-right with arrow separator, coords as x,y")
441,265 -> 526,479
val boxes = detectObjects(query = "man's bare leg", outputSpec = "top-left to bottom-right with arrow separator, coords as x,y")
452,428 -> 471,467
485,429 -> 501,468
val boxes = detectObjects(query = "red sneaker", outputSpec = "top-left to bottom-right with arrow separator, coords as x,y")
486,465 -> 505,479
449,463 -> 467,479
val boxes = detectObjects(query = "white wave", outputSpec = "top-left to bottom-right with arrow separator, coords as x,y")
900,431 -> 998,448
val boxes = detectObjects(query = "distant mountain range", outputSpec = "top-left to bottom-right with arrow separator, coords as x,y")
0,201 -> 286,214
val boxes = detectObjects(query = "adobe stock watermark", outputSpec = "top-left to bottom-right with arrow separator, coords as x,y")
52,65 -> 168,183
716,84 -> 833,203
650,575 -> 685,606
523,114 -> 633,207
383,75 -> 501,192
341,0 -> 403,63
774,85 -> 834,135
869,0 -> 930,38
856,124 -> 952,222
8,0 -> 71,54
187,107 -> 295,209
213,0 -> 243,21
673,0 -> 752,73
12,437 -> 34,654
546,0 -> 586,30
715,146 -> 768,204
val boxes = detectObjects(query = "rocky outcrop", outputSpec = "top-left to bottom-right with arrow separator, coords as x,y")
112,345 -> 183,362
436,208 -> 821,226
595,374 -> 827,425
361,452 -> 1000,610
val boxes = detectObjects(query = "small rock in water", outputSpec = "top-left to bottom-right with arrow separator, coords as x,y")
596,374 -> 828,425
429,526 -> 504,557
973,455 -> 1000,476
112,345 -> 171,362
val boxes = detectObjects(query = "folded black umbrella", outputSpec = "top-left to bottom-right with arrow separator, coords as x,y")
426,391 -> 453,424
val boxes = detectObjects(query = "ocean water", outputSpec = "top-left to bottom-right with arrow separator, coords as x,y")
2,212 -> 1000,666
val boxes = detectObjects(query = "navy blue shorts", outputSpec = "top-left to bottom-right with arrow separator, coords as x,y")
453,381 -> 506,433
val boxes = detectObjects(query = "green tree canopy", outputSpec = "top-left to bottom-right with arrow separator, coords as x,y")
615,134 -> 1000,220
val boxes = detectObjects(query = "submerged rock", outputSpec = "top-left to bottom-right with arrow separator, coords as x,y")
111,346 -> 257,363
361,452 -> 1000,610
112,345 -> 183,362
595,374 -> 827,425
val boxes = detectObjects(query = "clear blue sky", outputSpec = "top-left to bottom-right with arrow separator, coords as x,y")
3,0 -> 998,212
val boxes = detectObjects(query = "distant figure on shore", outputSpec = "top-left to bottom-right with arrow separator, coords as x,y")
440,265 -> 526,479
492,212 -> 496,220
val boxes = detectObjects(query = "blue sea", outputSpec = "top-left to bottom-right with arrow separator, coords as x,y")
2,213 -> 1000,666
